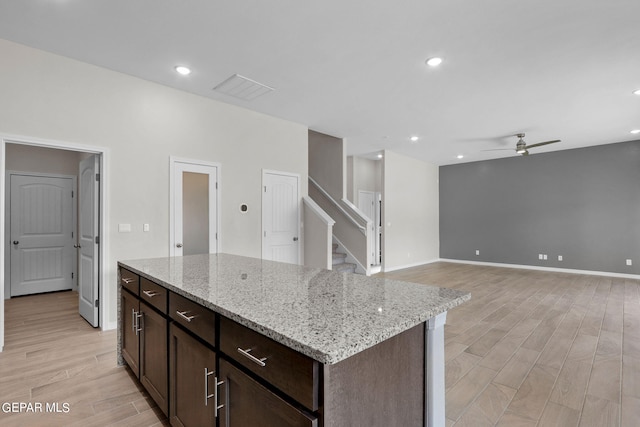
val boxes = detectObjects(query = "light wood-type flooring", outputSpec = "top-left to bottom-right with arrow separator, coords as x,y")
382,262 -> 640,427
0,290 -> 169,427
0,262 -> 638,426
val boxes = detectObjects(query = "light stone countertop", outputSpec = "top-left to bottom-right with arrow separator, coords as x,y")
118,253 -> 470,364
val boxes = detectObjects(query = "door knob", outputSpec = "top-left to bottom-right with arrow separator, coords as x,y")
12,240 -> 19,245
293,237 -> 298,242
176,243 -> 183,248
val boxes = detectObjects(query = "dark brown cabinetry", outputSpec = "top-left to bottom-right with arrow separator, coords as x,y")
219,316 -> 319,411
139,301 -> 168,415
218,358 -> 317,427
121,286 -> 140,375
169,323 -> 216,427
119,268 -> 169,417
168,291 -> 219,427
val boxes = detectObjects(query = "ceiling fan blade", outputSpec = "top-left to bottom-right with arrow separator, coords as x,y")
481,148 -> 514,152
526,139 -> 561,149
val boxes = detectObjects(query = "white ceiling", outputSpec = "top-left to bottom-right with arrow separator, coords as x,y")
1,0 -> 639,165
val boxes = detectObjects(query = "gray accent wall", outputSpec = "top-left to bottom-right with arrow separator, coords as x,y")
439,140 -> 640,275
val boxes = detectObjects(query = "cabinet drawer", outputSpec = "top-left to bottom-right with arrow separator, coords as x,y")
218,358 -> 318,427
219,316 -> 319,411
120,268 -> 139,296
169,292 -> 216,347
140,278 -> 167,314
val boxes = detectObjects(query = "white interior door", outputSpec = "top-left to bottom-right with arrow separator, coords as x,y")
262,170 -> 300,264
10,174 -> 74,296
171,159 -> 219,256
358,190 -> 376,266
78,155 -> 100,327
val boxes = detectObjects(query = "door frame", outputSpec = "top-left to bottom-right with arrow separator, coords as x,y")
6,171 -> 78,297
261,169 -> 302,264
169,157 -> 221,256
0,133 -> 109,351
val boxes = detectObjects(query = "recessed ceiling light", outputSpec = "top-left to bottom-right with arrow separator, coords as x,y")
631,129 -> 640,134
175,66 -> 191,76
377,153 -> 383,159
457,155 -> 464,159
426,57 -> 443,67
633,89 -> 640,95
410,136 -> 419,142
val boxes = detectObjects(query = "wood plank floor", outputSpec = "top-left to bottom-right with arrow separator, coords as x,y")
0,262 -> 638,426
0,290 -> 169,427
382,262 -> 640,427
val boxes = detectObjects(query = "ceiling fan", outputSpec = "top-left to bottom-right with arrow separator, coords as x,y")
484,133 -> 561,156
510,133 -> 560,156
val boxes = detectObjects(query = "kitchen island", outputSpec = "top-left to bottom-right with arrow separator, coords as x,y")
118,253 -> 470,427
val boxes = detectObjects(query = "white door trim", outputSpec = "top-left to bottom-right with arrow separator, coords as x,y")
261,169 -> 302,264
169,156 -> 221,256
0,133 -> 110,352
6,171 -> 78,296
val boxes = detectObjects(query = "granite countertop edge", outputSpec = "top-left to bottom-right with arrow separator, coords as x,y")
118,258 -> 470,365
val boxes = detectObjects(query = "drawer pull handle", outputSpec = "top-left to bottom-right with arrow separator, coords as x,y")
204,368 -> 215,406
176,310 -> 195,322
122,277 -> 135,284
142,290 -> 159,298
237,348 -> 267,367
214,376 -> 225,418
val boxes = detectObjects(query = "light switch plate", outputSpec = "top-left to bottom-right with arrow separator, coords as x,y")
118,223 -> 131,233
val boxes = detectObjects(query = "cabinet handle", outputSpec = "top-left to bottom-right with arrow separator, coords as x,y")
142,290 -> 159,298
176,310 -> 195,322
204,368 -> 215,406
214,376 -> 225,418
122,277 -> 135,284
237,348 -> 267,367
131,309 -> 137,333
134,312 -> 143,335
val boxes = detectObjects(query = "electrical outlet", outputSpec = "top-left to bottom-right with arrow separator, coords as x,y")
627,259 -> 633,266
475,250 -> 480,256
143,223 -> 150,232
118,223 -> 131,233
558,255 -> 563,261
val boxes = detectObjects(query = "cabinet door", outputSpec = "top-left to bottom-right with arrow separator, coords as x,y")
121,289 -> 140,378
218,358 -> 317,427
169,323 -> 216,427
140,302 -> 169,416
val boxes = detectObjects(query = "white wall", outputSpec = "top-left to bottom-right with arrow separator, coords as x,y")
308,130 -> 345,200
0,39 -> 308,332
382,150 -> 439,271
347,156 -> 381,205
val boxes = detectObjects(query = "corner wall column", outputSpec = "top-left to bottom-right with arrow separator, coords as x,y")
425,311 -> 447,427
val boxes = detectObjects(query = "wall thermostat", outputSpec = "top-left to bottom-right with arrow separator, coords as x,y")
240,204 -> 248,213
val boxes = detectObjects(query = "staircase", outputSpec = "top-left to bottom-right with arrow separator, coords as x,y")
332,243 -> 356,273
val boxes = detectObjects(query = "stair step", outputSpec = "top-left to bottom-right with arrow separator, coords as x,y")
333,262 -> 357,273
332,252 -> 347,264
332,243 -> 338,252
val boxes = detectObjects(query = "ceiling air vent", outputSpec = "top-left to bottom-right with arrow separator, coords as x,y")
213,74 -> 274,101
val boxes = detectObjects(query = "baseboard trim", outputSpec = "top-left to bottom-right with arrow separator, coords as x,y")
383,258 -> 440,273
439,258 -> 640,280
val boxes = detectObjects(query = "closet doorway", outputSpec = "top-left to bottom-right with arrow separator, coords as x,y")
1,137 -> 108,351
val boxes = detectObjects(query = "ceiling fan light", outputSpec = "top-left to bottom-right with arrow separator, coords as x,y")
516,148 -> 527,154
